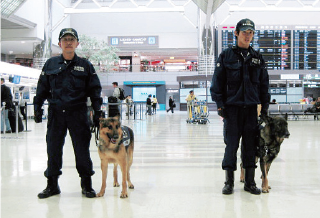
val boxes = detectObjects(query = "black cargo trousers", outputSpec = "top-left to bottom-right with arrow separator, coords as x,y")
222,105 -> 258,171
44,105 -> 94,178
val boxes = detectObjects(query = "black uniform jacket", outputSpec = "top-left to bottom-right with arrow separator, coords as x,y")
33,54 -> 102,112
210,46 -> 270,112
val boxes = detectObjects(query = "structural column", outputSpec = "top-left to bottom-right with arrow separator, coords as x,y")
33,0 -> 52,69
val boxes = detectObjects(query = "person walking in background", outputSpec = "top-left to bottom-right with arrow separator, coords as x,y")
1,78 -> 13,133
33,28 -> 103,199
186,90 -> 197,117
210,18 -> 270,195
167,96 -> 175,113
146,94 -> 152,115
112,82 -> 120,100
111,82 -> 121,116
152,95 -> 158,114
185,90 -> 197,105
19,92 -> 27,120
125,95 -> 134,116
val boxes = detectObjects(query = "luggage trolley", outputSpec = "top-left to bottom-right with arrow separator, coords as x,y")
195,100 -> 209,124
186,100 -> 209,124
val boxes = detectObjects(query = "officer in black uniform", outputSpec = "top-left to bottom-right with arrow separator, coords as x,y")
210,18 -> 270,195
34,28 -> 103,199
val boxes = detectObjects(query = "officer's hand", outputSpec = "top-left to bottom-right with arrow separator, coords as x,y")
259,109 -> 268,122
34,109 -> 43,123
217,107 -> 226,118
93,110 -> 103,127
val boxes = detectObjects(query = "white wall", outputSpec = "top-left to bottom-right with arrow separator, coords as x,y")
69,2 -> 199,49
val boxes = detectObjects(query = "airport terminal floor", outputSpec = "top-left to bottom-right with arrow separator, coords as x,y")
1,111 -> 320,218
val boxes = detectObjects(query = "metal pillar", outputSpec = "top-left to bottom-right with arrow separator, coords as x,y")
33,0 -> 53,69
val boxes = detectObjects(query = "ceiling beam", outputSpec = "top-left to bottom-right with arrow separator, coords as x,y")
64,6 -> 185,13
229,5 -> 320,12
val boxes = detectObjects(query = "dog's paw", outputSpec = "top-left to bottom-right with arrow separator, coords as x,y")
113,182 -> 120,187
96,191 -> 105,197
261,187 -> 269,193
240,179 -> 244,183
120,193 -> 128,198
129,184 -> 134,189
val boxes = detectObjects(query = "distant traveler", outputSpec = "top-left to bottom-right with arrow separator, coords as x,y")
167,96 -> 175,113
152,95 -> 158,114
1,78 -> 13,133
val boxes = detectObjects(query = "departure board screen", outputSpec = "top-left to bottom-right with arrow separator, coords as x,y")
221,29 -> 291,70
293,30 -> 320,70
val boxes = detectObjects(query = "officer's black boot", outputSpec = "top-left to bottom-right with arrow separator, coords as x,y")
81,176 -> 96,198
38,176 -> 61,199
222,170 -> 234,195
244,168 -> 261,195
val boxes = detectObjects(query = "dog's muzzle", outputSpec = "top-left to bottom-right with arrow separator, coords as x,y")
107,133 -> 118,144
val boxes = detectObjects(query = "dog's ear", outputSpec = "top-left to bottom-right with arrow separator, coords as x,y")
113,115 -> 120,121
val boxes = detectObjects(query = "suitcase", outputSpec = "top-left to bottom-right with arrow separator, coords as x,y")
8,108 -> 24,133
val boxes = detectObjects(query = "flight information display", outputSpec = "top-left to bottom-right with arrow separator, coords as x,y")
221,29 -> 291,70
293,30 -> 320,70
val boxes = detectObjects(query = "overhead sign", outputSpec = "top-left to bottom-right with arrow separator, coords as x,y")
108,36 -> 159,48
124,81 -> 165,85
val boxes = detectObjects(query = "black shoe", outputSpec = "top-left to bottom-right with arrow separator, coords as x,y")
222,170 -> 234,195
38,176 -> 60,199
38,186 -> 61,199
244,168 -> 261,195
81,176 -> 96,198
244,184 -> 261,195
222,183 -> 234,195
5,130 -> 12,133
82,188 -> 96,198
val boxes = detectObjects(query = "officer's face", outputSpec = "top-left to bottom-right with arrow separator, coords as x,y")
235,29 -> 254,49
59,35 -> 79,53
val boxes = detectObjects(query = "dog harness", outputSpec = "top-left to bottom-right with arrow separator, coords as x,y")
121,126 -> 131,148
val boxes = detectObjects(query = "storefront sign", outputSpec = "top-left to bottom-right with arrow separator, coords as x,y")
108,36 -> 159,48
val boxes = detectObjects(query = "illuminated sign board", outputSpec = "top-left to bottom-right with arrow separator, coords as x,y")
108,36 -> 159,48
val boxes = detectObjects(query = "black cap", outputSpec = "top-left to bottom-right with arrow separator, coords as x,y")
59,28 -> 79,41
236,18 -> 255,32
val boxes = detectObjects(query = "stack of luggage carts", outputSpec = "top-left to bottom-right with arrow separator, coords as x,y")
186,100 -> 209,124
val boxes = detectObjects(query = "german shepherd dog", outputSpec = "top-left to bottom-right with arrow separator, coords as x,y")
96,116 -> 134,198
240,116 -> 290,193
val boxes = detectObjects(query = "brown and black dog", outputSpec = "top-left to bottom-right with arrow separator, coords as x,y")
240,116 -> 290,193
96,116 -> 134,198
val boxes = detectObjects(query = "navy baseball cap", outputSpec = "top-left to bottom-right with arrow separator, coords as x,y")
59,28 -> 79,41
236,18 -> 255,32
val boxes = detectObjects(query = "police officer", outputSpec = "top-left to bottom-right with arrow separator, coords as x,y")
34,28 -> 103,198
210,18 -> 270,195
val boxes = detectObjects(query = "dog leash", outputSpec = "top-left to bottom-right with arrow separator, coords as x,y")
94,125 -> 100,147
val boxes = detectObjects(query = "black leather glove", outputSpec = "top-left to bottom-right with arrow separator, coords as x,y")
93,110 -> 102,127
34,109 -> 43,123
217,107 -> 226,118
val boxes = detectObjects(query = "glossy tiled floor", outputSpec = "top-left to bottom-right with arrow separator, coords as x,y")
1,111 -> 320,218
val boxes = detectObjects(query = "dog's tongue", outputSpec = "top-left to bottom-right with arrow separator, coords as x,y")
110,138 -> 117,144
